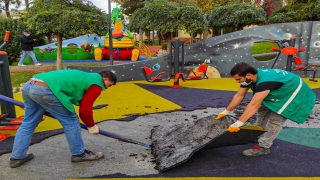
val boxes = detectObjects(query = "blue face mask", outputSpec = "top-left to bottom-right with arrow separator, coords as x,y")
239,77 -> 252,86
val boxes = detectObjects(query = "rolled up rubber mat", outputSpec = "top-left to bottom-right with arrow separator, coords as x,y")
150,115 -> 266,172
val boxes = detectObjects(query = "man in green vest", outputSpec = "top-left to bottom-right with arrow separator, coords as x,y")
216,62 -> 316,156
10,70 -> 117,168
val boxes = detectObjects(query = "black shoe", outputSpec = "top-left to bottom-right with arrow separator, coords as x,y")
71,150 -> 104,163
10,153 -> 34,168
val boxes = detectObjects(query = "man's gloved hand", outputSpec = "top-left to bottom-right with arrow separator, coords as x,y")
215,109 -> 231,120
227,121 -> 244,133
88,125 -> 99,135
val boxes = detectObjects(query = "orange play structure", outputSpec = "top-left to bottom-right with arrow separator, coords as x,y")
94,7 -> 141,61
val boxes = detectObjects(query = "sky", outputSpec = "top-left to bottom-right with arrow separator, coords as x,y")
89,0 -> 118,13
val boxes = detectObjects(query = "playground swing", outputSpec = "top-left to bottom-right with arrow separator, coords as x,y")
292,56 -> 318,82
141,38 -> 209,87
281,43 -> 318,82
141,66 -> 171,82
185,63 -> 209,80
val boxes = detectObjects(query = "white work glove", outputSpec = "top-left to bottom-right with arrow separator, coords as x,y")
87,125 -> 99,135
215,109 -> 231,120
227,121 -> 244,133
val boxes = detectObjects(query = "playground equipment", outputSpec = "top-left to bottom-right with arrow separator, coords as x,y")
0,31 -> 24,141
94,7 -> 141,61
141,38 -> 186,86
29,34 -> 151,63
0,31 -> 16,121
133,41 -> 152,58
185,63 -> 209,80
169,38 -> 187,88
141,38 -> 210,87
141,66 -> 171,82
271,35 -> 318,82
293,56 -> 318,81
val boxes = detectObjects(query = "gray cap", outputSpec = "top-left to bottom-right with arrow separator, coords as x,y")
23,30 -> 30,33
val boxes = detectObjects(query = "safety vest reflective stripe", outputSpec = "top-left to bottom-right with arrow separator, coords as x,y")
277,78 -> 302,114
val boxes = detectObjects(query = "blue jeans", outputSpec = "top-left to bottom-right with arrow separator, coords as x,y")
12,82 -> 85,159
18,51 -> 40,64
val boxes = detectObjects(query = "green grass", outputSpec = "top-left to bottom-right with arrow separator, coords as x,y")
9,63 -> 117,88
251,41 -> 280,61
10,71 -> 43,87
251,41 -> 279,54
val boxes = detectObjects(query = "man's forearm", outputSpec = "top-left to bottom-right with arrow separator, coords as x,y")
226,95 -> 245,111
238,103 -> 259,123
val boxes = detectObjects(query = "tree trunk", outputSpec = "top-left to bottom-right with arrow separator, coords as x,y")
167,33 -> 172,52
152,30 -> 154,46
191,33 -> 194,44
220,28 -> 224,35
160,30 -> 165,44
25,0 -> 29,11
139,29 -> 143,42
158,31 -> 162,45
5,1 -> 11,18
56,33 -> 63,70
203,27 -> 209,40
148,30 -> 151,45
46,33 -> 52,44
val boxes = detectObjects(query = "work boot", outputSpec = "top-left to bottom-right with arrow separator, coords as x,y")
242,145 -> 270,157
71,149 -> 104,163
10,153 -> 34,168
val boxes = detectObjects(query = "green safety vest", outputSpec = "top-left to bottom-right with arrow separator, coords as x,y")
248,68 -> 316,124
34,70 -> 105,113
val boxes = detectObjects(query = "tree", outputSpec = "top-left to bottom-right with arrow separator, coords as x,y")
268,10 -> 297,23
0,0 -> 21,18
0,17 -> 25,64
24,0 -> 32,11
129,0 -> 207,42
209,3 -> 266,31
24,0 -> 110,69
269,0 -> 320,23
113,0 -> 144,15
179,1 -> 209,37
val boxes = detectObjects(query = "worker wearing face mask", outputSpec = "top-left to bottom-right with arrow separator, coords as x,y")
215,62 -> 316,157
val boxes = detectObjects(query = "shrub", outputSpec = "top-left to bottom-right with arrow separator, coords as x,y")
0,18 -> 25,65
161,43 -> 167,50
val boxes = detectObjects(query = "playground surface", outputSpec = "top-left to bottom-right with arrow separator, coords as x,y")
0,78 -> 320,180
